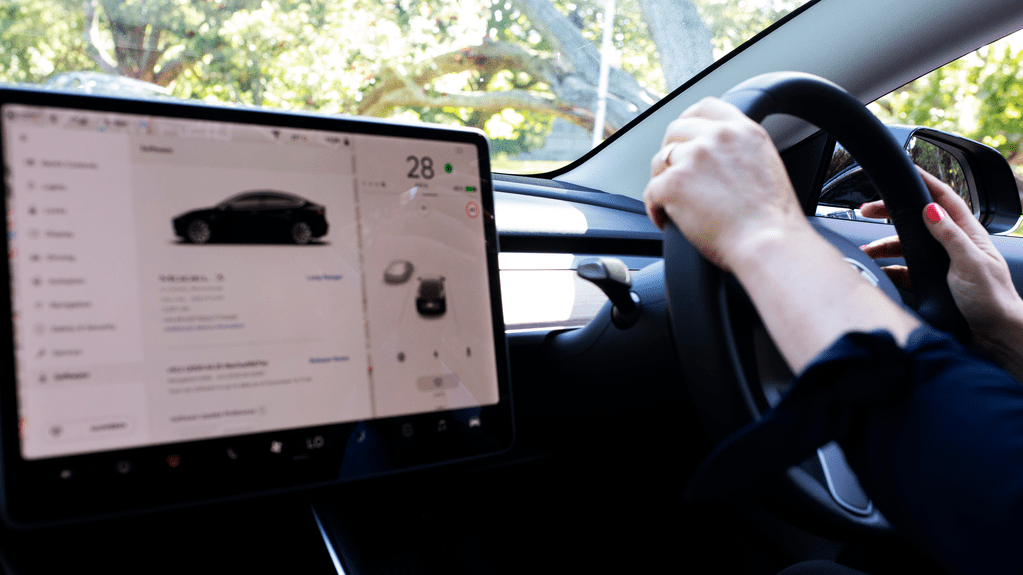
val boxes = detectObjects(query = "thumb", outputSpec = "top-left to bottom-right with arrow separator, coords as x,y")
922,202 -> 980,264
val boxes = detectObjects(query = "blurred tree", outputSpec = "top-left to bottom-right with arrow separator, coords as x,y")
82,0 -> 265,85
355,0 -> 711,137
0,0 -> 92,82
694,0 -> 803,55
642,0 -> 712,89
972,43 -> 1023,173
0,0 -> 806,154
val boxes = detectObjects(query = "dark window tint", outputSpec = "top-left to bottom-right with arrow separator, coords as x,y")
823,144 -> 857,183
263,195 -> 304,209
228,196 -> 263,209
819,136 -> 973,212
819,170 -> 881,207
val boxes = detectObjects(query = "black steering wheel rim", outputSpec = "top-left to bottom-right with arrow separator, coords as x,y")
665,72 -> 967,536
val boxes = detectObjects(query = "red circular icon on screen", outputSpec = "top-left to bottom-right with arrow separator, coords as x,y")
465,201 -> 480,218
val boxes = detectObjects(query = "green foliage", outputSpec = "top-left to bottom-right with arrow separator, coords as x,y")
870,31 -> 1023,174
0,0 -> 809,160
485,109 -> 555,155
973,43 -> 1023,168
542,0 -> 664,93
692,0 -> 804,56
0,0 -> 92,82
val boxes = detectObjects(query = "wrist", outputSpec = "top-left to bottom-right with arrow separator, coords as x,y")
971,296 -> 1023,381
720,217 -> 919,372
722,218 -> 821,277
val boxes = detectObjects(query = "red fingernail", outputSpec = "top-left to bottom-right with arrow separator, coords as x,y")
858,244 -> 870,251
859,203 -> 868,211
924,203 -> 945,224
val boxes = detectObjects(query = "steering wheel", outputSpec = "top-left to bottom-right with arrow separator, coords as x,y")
664,72 -> 968,536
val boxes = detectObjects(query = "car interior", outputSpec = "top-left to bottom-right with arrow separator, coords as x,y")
1,0 -> 1022,573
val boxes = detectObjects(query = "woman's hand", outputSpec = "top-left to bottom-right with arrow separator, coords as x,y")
644,98 -> 919,372
861,169 -> 1023,380
643,97 -> 811,271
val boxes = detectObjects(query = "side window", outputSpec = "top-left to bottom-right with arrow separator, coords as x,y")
819,30 -> 1023,226
819,144 -> 879,207
229,196 -> 263,209
818,169 -> 879,208
822,136 -> 973,212
263,195 -> 304,209
869,31 -> 1023,212
819,138 -> 974,212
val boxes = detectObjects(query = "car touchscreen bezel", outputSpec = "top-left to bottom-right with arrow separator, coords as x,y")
0,87 -> 513,527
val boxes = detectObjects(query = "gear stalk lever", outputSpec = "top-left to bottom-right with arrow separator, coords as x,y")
577,257 -> 642,329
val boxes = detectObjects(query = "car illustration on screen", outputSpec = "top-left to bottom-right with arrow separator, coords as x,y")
172,191 -> 328,245
384,260 -> 415,285
415,276 -> 446,317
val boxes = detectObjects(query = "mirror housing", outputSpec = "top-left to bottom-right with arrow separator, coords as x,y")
817,126 -> 1021,233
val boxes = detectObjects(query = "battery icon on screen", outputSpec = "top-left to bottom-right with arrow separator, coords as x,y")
465,186 -> 476,192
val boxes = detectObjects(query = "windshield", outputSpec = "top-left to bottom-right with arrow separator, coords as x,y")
0,0 -> 810,174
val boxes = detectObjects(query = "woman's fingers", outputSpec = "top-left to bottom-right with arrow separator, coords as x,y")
917,169 -> 1000,254
643,175 -> 670,230
880,264 -> 912,291
860,236 -> 911,288
651,98 -> 754,177
860,167 -> 1000,276
860,199 -> 889,219
643,97 -> 804,270
859,237 -> 910,289
859,168 -> 974,222
921,201 -> 984,265
861,235 -> 902,259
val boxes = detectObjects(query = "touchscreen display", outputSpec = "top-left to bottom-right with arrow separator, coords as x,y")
2,103 -> 500,461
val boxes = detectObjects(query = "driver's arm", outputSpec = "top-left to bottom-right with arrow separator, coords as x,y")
645,97 -> 1023,575
643,97 -> 920,373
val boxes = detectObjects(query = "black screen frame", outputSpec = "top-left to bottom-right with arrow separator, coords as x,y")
0,87 -> 513,527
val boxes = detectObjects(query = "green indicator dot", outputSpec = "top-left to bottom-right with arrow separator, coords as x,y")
465,186 -> 476,192
444,163 -> 453,173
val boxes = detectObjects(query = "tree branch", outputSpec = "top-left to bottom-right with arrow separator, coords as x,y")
141,27 -> 165,82
152,53 -> 200,86
358,32 -> 652,134
638,0 -> 712,89
511,0 -> 658,110
415,41 -> 560,87
358,65 -> 618,136
81,0 -> 118,74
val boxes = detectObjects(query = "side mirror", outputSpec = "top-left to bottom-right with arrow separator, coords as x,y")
817,126 -> 1021,233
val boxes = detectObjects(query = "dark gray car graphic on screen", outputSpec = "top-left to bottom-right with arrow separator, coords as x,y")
172,191 -> 328,245
416,276 -> 446,317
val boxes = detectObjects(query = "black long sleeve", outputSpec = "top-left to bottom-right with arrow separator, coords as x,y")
685,327 -> 1023,574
